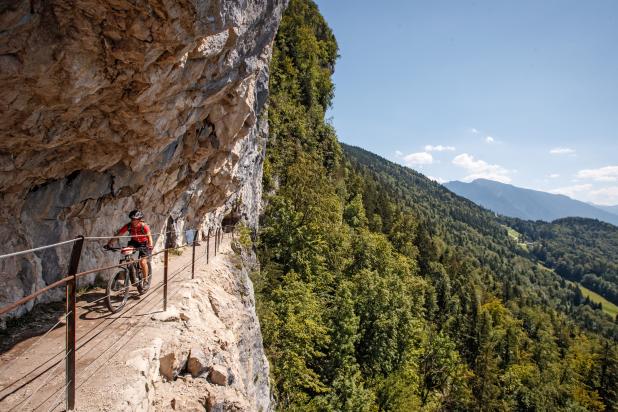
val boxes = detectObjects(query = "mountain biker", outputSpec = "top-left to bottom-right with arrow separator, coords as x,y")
106,210 -> 154,282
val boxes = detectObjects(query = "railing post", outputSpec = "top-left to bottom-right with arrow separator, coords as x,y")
217,228 -> 220,253
66,236 -> 84,411
163,236 -> 169,311
191,229 -> 198,279
206,228 -> 210,264
214,229 -> 218,256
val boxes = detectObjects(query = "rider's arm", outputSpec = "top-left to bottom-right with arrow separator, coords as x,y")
145,224 -> 154,249
107,224 -> 128,247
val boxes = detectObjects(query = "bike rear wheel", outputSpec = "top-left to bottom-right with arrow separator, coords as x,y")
106,269 -> 130,313
135,261 -> 153,295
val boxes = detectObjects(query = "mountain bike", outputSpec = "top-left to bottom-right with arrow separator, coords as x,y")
102,245 -> 152,313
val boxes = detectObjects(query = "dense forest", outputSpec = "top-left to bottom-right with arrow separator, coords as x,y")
253,0 -> 618,410
502,217 -> 618,307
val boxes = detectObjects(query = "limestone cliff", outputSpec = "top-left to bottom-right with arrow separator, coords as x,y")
0,0 -> 286,316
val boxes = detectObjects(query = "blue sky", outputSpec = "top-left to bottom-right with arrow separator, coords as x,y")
314,0 -> 618,205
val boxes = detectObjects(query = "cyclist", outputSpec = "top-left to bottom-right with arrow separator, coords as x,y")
106,210 -> 154,282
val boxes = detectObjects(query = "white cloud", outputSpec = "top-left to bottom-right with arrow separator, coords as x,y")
576,165 -> 618,182
549,184 -> 618,205
452,153 -> 512,183
470,128 -> 479,134
395,150 -> 403,157
485,136 -> 494,143
549,184 -> 593,198
589,186 -> 618,205
549,147 -> 576,155
424,144 -> 455,152
403,152 -> 433,166
547,173 -> 560,179
427,176 -> 446,184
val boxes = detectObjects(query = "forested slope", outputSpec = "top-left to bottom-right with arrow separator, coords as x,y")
503,217 -> 618,307
254,1 -> 618,410
344,145 -> 618,337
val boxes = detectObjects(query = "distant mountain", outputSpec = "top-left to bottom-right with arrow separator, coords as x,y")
444,179 -> 618,226
593,204 -> 618,216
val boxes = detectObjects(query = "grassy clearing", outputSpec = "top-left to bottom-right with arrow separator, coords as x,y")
503,225 -> 528,251
538,263 -> 618,319
505,226 -> 520,240
578,283 -> 618,319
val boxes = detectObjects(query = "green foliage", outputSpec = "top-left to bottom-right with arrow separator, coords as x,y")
168,247 -> 184,256
261,271 -> 330,404
237,224 -> 253,248
256,0 -> 618,410
504,216 -> 618,308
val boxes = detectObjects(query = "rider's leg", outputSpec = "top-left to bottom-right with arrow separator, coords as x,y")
140,257 -> 149,280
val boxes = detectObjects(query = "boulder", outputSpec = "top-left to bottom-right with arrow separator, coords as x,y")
159,341 -> 189,381
187,346 -> 212,378
209,365 -> 229,386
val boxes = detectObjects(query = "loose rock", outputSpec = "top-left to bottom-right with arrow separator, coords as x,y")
187,346 -> 212,378
209,365 -> 229,386
152,306 -> 181,322
159,341 -> 189,381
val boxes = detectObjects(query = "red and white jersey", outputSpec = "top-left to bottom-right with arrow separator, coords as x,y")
117,222 -> 151,243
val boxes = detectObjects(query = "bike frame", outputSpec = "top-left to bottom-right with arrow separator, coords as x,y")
120,252 -> 145,285
104,246 -> 151,314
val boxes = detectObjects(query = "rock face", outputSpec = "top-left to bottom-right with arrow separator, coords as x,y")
0,0 -> 286,317
127,244 -> 270,411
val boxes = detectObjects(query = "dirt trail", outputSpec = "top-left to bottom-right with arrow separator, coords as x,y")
0,235 -> 232,411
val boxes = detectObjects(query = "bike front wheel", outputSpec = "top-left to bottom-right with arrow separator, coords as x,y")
106,268 -> 130,313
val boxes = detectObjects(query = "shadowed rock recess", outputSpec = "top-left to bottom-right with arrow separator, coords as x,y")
0,0 -> 287,317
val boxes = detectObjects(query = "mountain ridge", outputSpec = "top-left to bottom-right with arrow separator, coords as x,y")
444,178 -> 618,226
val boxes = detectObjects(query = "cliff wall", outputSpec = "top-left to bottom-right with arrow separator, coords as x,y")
0,0 -> 285,316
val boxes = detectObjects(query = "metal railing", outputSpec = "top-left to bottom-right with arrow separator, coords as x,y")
0,224 -> 235,411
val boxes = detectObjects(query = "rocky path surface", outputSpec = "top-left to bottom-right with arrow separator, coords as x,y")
0,234 -> 270,411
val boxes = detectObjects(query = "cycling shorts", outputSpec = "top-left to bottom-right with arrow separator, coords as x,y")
128,240 -> 151,258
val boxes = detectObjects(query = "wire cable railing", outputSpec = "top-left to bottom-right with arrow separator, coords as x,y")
0,227 -> 200,260
0,224 -> 235,411
0,227 -> 223,317
0,239 -> 81,260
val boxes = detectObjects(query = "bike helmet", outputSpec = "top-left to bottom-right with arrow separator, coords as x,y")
129,209 -> 144,220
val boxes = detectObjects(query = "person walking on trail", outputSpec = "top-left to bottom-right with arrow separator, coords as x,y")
106,210 -> 154,281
